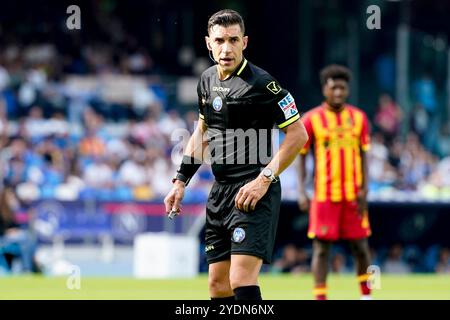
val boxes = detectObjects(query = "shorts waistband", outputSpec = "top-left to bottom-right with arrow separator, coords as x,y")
214,172 -> 260,185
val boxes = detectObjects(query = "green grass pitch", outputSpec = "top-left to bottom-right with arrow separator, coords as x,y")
0,274 -> 448,300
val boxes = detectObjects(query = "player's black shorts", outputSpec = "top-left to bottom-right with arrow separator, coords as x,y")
204,175 -> 281,265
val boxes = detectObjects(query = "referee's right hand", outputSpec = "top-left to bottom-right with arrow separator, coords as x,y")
164,180 -> 186,215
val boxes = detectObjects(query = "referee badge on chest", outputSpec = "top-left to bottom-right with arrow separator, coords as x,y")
212,96 -> 223,111
232,227 -> 246,243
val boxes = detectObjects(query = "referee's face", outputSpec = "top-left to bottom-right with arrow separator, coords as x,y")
206,24 -> 248,78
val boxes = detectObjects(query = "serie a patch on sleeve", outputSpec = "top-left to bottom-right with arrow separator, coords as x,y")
278,93 -> 298,119
266,80 -> 282,94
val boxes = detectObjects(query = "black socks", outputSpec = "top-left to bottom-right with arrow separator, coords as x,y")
210,285 -> 262,300
233,285 -> 262,300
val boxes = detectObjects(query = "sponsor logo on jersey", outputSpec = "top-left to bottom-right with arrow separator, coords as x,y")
205,245 -> 215,253
266,81 -> 282,94
232,227 -> 246,243
212,86 -> 231,93
212,96 -> 223,111
277,93 -> 298,119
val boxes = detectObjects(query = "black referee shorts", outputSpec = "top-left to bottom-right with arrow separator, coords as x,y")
204,176 -> 281,265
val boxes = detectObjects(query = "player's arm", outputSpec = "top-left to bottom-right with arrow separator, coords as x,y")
357,112 -> 371,214
297,153 -> 309,212
357,149 -> 369,214
296,112 -> 313,212
164,117 -> 208,215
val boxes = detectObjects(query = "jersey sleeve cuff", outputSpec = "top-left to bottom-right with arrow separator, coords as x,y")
199,113 -> 204,120
277,113 -> 300,129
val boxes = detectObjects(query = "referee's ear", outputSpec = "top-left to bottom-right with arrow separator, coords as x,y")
205,36 -> 212,50
242,36 -> 248,50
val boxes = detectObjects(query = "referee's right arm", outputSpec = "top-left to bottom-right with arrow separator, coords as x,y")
164,116 -> 208,215
184,117 -> 208,162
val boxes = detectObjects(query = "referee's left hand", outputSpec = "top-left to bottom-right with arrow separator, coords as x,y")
235,176 -> 271,212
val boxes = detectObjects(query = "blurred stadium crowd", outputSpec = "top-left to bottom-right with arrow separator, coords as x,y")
269,242 -> 450,275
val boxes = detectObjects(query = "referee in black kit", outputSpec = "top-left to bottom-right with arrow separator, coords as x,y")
164,9 -> 308,300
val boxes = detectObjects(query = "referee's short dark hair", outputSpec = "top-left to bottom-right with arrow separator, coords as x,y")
207,9 -> 245,35
320,64 -> 352,86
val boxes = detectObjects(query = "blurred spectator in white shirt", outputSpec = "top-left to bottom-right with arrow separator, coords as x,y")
83,156 -> 115,189
144,143 -> 177,198
158,109 -> 187,138
24,106 -> 47,139
117,147 -> 148,187
368,132 -> 397,186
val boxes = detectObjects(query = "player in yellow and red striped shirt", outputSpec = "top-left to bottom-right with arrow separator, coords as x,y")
298,65 -> 372,300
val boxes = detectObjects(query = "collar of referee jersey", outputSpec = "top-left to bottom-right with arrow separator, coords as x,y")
217,58 -> 248,79
235,58 -> 248,76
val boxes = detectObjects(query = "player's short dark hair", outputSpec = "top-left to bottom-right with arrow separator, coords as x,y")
320,64 -> 352,86
207,9 -> 245,35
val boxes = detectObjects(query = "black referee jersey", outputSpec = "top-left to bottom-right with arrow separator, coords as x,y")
197,58 -> 300,183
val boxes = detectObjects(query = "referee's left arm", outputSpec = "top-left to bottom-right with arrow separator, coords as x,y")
235,79 -> 308,212
267,119 -> 308,177
260,79 -> 308,177
235,119 -> 308,212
